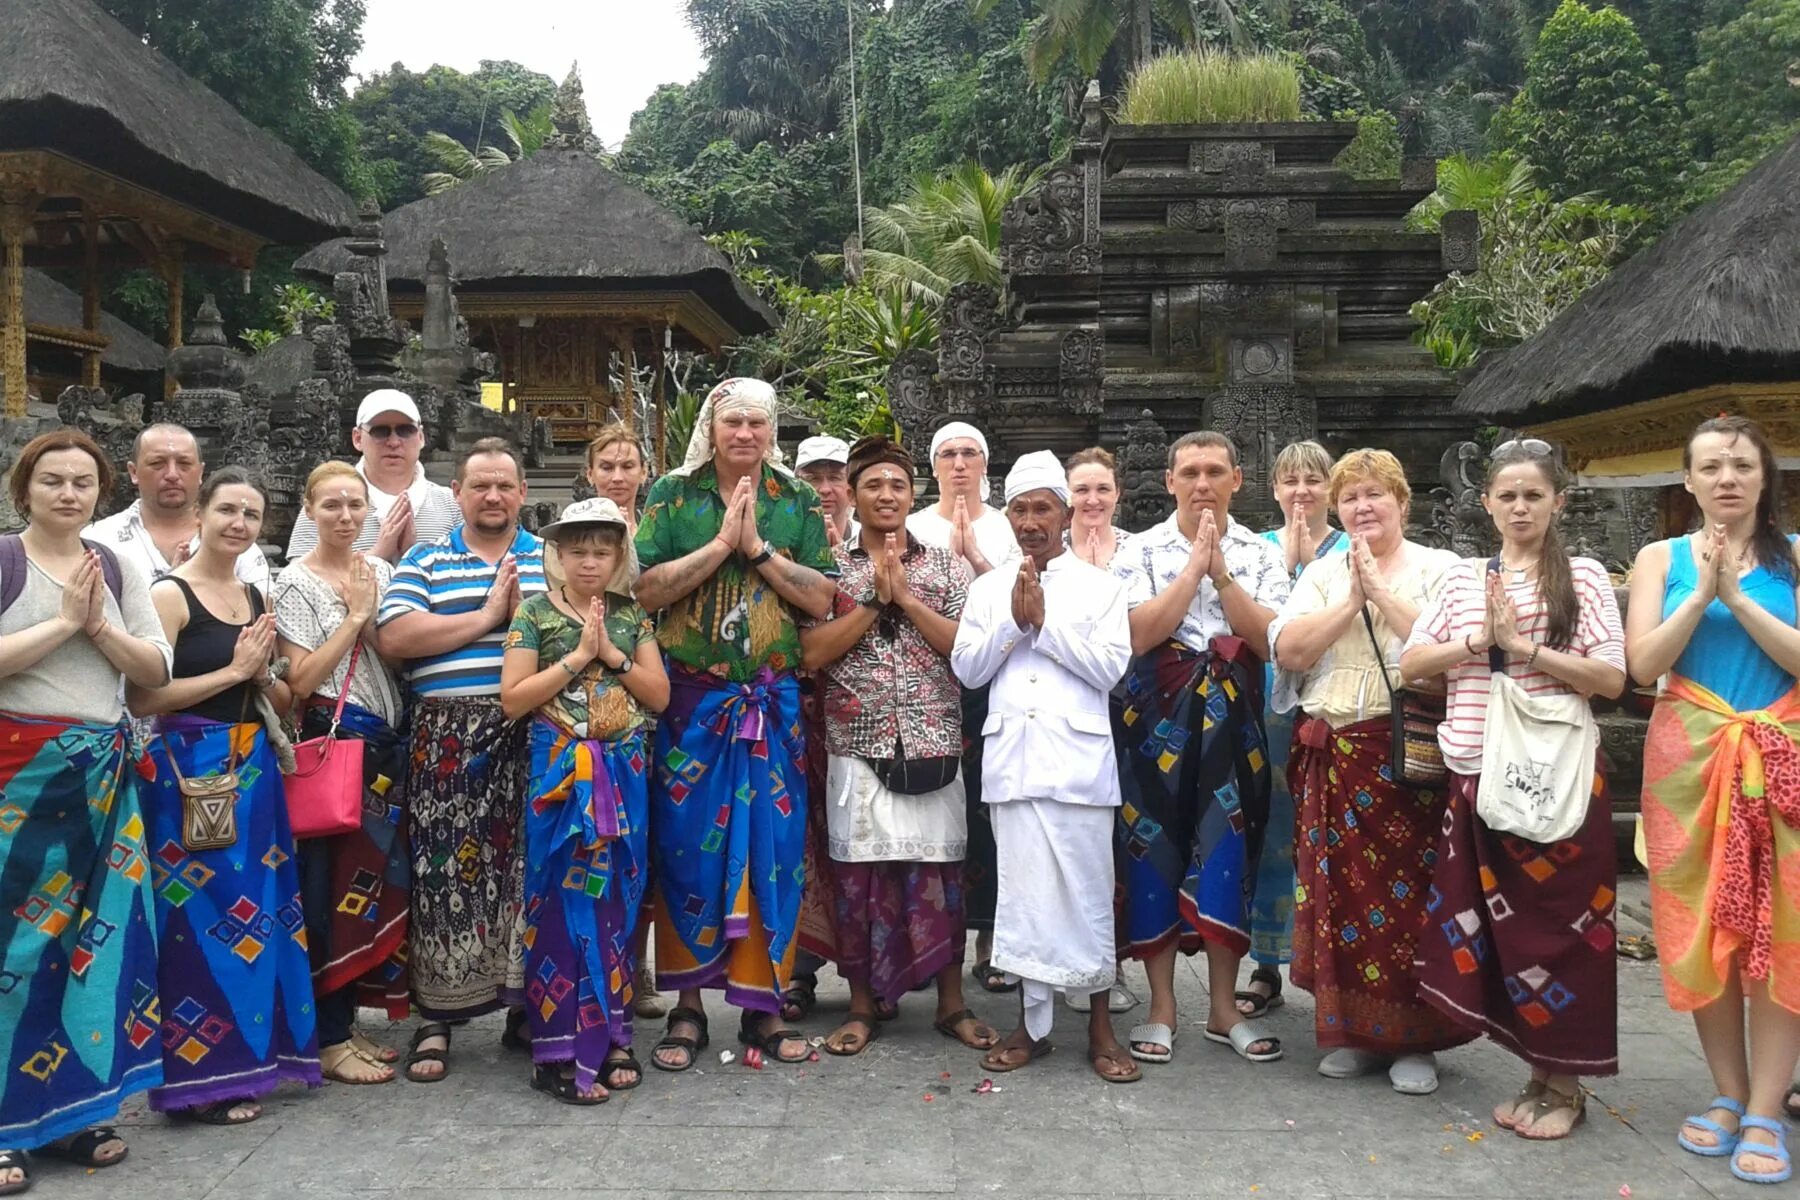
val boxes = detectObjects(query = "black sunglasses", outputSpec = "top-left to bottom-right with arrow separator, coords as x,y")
364,422 -> 419,441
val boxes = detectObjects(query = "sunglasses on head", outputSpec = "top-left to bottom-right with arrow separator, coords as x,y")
364,422 -> 419,441
1492,437 -> 1553,458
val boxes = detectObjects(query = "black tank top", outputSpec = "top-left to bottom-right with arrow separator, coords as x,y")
168,577 -> 265,724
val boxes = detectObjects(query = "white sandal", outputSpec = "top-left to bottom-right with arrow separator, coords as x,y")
1127,1022 -> 1175,1064
1204,1020 -> 1283,1063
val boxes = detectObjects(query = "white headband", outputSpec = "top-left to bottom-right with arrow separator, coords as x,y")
1004,450 -> 1071,504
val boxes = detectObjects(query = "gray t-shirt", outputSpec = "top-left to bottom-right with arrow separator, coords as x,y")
0,550 -> 173,725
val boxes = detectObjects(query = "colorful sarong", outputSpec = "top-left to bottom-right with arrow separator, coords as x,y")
1290,716 -> 1471,1054
297,701 -> 410,1016
523,718 -> 649,1090
0,714 -> 162,1148
1417,770 -> 1620,1075
653,664 -> 807,1013
1642,676 -> 1800,1014
407,696 -> 527,1019
795,678 -> 841,964
1251,693 -> 1299,965
828,863 -> 965,1001
144,717 -> 320,1110
1114,637 -> 1270,959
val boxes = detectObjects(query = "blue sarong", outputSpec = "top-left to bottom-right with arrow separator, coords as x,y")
653,664 -> 807,1013
0,714 -> 162,1148
1114,638 -> 1270,958
524,718 -> 649,1091
143,717 -> 319,1109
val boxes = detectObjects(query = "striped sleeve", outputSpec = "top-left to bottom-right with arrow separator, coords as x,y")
1573,558 -> 1626,672
377,543 -> 434,624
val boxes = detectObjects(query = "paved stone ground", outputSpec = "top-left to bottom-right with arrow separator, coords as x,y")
39,877 -> 1771,1199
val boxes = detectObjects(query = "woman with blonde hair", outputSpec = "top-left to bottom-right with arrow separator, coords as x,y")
1401,439 -> 1625,1140
1270,448 -> 1468,1095
1625,415 -> 1799,1185
1064,447 -> 1127,569
584,423 -> 650,530
274,461 -> 412,1086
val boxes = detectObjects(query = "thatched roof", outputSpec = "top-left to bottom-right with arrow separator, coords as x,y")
292,149 -> 776,337
1456,131 -> 1800,420
0,0 -> 354,244
24,269 -> 165,372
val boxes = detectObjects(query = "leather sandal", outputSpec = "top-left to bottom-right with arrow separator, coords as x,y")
1516,1084 -> 1586,1141
1495,1079 -> 1549,1130
404,1022 -> 453,1083
1234,965 -> 1285,1019
0,1149 -> 30,1196
933,1008 -> 999,1049
780,972 -> 818,1022
971,959 -> 1017,993
530,1063 -> 607,1106
603,1049 -> 643,1091
824,1012 -> 881,1056
652,1006 -> 710,1072
737,1011 -> 810,1063
501,1006 -> 531,1051
35,1126 -> 127,1167
320,1041 -> 394,1085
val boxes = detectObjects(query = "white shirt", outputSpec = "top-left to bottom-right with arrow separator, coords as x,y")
908,502 -> 1020,575
87,499 -> 271,594
285,459 -> 461,561
951,553 -> 1132,808
1112,513 -> 1290,648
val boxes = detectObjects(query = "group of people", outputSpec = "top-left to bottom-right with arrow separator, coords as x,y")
1,380 -> 1796,1192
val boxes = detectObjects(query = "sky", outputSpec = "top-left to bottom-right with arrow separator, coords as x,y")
352,3 -> 707,149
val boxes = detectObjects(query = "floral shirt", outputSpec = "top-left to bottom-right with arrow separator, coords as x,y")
1113,513 -> 1291,650
635,462 -> 837,682
812,532 -> 968,759
505,592 -> 654,739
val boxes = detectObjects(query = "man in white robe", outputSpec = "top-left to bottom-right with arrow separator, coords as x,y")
950,451 -> 1138,1082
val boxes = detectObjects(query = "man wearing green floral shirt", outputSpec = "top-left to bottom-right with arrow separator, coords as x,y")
633,378 -> 837,1075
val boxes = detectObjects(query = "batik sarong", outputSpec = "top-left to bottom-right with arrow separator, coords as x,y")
144,717 -> 320,1110
297,701 -> 410,1016
653,664 -> 807,1013
1114,637 -> 1270,959
1642,676 -> 1800,1014
524,718 -> 648,1091
0,714 -> 162,1148
1289,716 -> 1470,1054
829,862 -> 964,1001
795,678 -> 842,964
407,696 -> 527,1019
1417,770 -> 1619,1075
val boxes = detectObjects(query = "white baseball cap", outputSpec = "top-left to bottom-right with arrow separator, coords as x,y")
355,389 -> 422,428
796,435 -> 851,469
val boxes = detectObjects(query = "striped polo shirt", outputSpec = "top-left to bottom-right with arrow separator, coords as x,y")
378,525 -> 547,698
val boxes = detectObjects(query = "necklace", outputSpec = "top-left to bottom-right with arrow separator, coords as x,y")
559,585 -> 604,624
1500,557 -> 1536,582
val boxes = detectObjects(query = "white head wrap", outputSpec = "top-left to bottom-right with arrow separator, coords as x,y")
929,420 -> 992,502
672,378 -> 789,477
1004,450 -> 1071,505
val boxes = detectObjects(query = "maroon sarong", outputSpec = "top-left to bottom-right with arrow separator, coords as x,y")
1290,717 -> 1472,1054
795,680 -> 841,962
828,861 -> 965,1001
1415,770 -> 1620,1075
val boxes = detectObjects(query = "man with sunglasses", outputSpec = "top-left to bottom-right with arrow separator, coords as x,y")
285,390 -> 461,562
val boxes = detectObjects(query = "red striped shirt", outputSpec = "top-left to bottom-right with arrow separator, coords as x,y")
1404,557 -> 1625,774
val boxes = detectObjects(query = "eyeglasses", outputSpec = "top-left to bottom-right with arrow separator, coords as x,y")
365,422 -> 419,442
935,448 -> 982,462
1492,437 -> 1553,457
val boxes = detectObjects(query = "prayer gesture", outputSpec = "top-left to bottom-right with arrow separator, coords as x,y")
481,554 -> 522,626
824,508 -> 843,548
1486,571 -> 1528,657
1011,556 -> 1046,632
373,492 -> 415,561
1185,509 -> 1217,581
230,614 -> 279,685
1081,525 -> 1103,566
1709,522 -> 1746,608
1687,523 -> 1725,607
577,595 -> 616,665
1350,535 -> 1390,604
59,549 -> 102,634
334,554 -> 379,624
949,495 -> 972,560
734,477 -> 764,555
1282,499 -> 1316,574
876,533 -> 910,606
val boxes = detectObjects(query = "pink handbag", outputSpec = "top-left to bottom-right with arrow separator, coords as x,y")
285,641 -> 366,839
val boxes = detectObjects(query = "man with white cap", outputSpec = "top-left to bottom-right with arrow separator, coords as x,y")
951,450 -> 1138,1082
907,420 -> 1020,990
286,389 -> 461,562
795,435 -> 858,546
632,378 -> 838,1074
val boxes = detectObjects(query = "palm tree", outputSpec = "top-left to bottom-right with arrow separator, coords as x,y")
825,162 -> 1043,305
971,0 -> 1248,81
1407,154 -> 1538,231
420,103 -> 556,195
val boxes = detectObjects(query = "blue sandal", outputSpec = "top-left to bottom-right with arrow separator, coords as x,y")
1730,1116 -> 1792,1185
1677,1095 -> 1744,1157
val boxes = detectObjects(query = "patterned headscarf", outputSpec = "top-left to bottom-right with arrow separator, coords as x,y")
672,377 -> 790,477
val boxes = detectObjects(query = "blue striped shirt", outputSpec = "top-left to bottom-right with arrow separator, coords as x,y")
377,525 -> 547,698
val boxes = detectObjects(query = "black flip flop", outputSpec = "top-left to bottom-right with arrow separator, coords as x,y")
737,1012 -> 811,1063
35,1126 -> 127,1168
603,1049 -> 643,1091
405,1022 -> 453,1083
652,1005 -> 710,1073
781,972 -> 818,1022
530,1063 -> 607,1106
971,959 -> 1017,994
824,1012 -> 881,1057
0,1149 -> 29,1196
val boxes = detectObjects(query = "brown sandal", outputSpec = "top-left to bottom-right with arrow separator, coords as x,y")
1495,1079 -> 1548,1130
1516,1085 -> 1586,1141
321,1041 -> 395,1085
933,1008 -> 999,1049
1088,1046 -> 1143,1084
823,1013 -> 881,1056
982,1034 -> 1053,1073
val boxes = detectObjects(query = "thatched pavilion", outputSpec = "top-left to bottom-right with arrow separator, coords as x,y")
1456,130 -> 1800,516
294,73 -> 775,450
22,268 -> 165,393
0,0 -> 354,412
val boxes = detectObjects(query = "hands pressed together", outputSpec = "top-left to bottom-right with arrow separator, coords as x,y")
1010,555 -> 1046,631
57,548 -> 115,639
713,477 -> 767,560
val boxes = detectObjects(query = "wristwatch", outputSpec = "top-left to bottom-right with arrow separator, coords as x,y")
857,591 -> 882,610
748,541 -> 775,566
612,655 -> 635,676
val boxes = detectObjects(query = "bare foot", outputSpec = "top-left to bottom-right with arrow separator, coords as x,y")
1087,1029 -> 1140,1082
748,1013 -> 809,1063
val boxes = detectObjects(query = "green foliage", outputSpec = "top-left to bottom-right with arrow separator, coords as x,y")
1487,1 -> 1685,210
1680,0 -> 1800,205
235,284 -> 336,353
419,102 -> 555,195
1406,154 -> 1537,231
975,0 -> 1254,81
1333,109 -> 1402,178
684,0 -> 879,146
1116,49 -> 1304,123
347,61 -> 558,207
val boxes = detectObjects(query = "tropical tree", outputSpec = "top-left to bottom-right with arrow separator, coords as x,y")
1680,0 -> 1800,205
971,0 -> 1250,81
419,103 -> 555,195
1406,153 -> 1538,231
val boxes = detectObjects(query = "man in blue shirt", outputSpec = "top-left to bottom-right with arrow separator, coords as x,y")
378,437 -> 547,1080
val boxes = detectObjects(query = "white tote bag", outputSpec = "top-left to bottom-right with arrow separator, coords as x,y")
1475,670 -> 1597,844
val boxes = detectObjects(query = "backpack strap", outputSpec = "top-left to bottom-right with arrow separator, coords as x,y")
83,539 -> 124,607
0,534 -> 123,617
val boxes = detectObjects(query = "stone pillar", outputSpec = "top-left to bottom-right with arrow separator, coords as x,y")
0,195 -> 35,418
